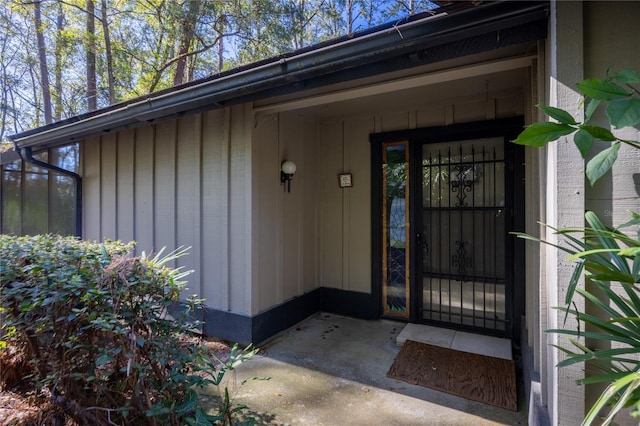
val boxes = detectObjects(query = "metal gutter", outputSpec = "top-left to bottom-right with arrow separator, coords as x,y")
8,1 -> 548,151
20,147 -> 82,238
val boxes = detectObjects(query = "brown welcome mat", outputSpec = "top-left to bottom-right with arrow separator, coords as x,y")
387,340 -> 517,411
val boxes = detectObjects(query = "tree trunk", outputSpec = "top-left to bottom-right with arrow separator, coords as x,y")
101,0 -> 116,104
34,1 -> 53,125
86,0 -> 97,111
216,15 -> 225,73
172,0 -> 200,86
53,5 -> 64,121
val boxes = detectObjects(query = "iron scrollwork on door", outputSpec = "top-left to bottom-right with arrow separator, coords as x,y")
451,239 -> 472,278
450,164 -> 480,207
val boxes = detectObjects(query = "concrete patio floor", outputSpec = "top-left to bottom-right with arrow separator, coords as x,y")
208,312 -> 527,425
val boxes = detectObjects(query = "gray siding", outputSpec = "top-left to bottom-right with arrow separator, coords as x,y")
82,106 -> 253,314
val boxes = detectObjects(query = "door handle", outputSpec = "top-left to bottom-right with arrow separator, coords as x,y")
417,233 -> 428,254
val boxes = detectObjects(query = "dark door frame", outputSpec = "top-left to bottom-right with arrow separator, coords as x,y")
370,116 -> 525,340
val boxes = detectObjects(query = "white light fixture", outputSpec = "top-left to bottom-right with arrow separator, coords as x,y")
280,160 -> 297,192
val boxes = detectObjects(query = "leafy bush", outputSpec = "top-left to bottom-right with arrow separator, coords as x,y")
514,68 -> 640,425
514,68 -> 640,185
0,234 -> 257,425
514,212 -> 640,424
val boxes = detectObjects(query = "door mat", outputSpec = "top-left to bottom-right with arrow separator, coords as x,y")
387,339 -> 517,411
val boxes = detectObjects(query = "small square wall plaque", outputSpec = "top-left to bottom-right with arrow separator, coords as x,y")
339,173 -> 353,188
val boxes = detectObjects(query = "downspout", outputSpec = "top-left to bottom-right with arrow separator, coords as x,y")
19,147 -> 82,238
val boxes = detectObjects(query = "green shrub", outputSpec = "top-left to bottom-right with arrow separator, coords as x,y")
0,234 -> 256,425
513,68 -> 640,424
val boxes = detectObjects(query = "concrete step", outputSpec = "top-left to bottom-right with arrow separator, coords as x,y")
396,323 -> 512,360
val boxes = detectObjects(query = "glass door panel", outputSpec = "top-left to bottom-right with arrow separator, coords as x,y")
382,141 -> 410,317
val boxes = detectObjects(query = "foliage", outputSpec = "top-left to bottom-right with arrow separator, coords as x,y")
0,0 -> 442,140
513,68 -> 640,425
513,68 -> 640,185
515,212 -> 640,425
0,234 -> 257,425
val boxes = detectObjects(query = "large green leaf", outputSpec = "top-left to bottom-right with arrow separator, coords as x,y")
579,125 -> 617,141
573,129 -> 595,157
585,98 -> 602,123
536,104 -> 578,125
606,98 -> 640,129
512,122 -> 575,146
615,68 -> 640,84
586,142 -> 621,185
577,78 -> 631,100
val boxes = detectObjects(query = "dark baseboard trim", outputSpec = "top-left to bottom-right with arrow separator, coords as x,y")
251,288 -> 323,344
201,287 -> 380,345
202,308 -> 253,344
319,287 -> 379,319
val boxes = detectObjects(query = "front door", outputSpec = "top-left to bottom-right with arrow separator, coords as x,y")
374,118 -> 524,339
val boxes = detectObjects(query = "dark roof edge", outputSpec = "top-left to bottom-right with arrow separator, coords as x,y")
9,1 -> 548,150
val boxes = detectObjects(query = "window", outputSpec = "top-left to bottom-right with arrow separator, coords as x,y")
1,144 -> 79,236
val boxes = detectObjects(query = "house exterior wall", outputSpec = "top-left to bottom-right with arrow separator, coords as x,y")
251,112 -> 321,314
314,87 -> 526,294
583,3 -> 640,420
247,71 -> 527,316
81,62 -> 529,340
82,105 -> 254,316
536,2 -> 640,424
583,1 -> 640,225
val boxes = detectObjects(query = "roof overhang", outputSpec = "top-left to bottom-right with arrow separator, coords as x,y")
8,1 -> 548,151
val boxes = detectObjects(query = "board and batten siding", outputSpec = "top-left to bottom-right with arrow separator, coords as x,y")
251,112 -> 320,314
82,105 -> 253,315
82,82 -> 525,317
316,89 -> 525,294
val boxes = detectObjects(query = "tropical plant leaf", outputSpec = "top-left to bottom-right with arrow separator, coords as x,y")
633,256 -> 640,279
586,142 -> 621,185
567,248 -> 621,261
585,211 -> 629,272
619,247 -> 640,257
574,129 -> 595,158
557,347 -> 640,366
585,98 -> 602,123
619,212 -> 640,229
511,230 -> 582,256
565,260 -> 584,307
579,125 -> 617,142
583,373 -> 640,426
549,328 -> 640,348
575,288 -> 633,331
512,122 -> 575,147
536,104 -> 578,125
577,78 -> 631,100
606,98 -> 640,129
615,69 -> 640,84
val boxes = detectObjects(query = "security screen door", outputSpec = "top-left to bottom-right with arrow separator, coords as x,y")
378,119 -> 523,339
420,137 -> 509,334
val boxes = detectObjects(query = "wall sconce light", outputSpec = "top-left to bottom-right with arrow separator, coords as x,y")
280,160 -> 296,192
